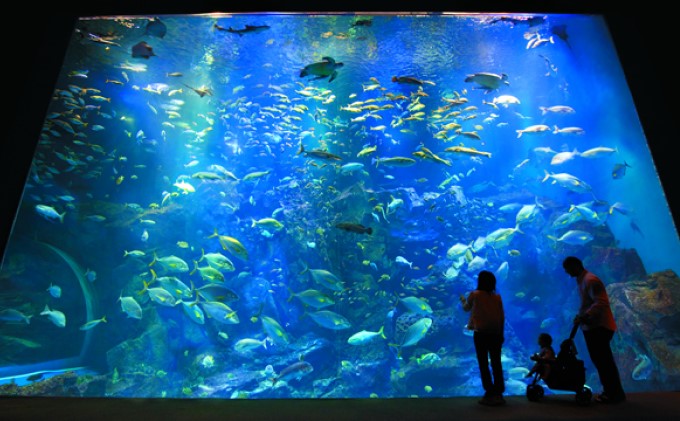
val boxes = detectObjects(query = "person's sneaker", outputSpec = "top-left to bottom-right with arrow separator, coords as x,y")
479,394 -> 505,406
595,393 -> 626,404
478,395 -> 495,405
492,395 -> 506,406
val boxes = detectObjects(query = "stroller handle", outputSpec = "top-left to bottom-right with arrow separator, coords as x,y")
569,321 -> 580,339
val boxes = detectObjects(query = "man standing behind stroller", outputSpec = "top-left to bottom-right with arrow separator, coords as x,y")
563,256 -> 626,404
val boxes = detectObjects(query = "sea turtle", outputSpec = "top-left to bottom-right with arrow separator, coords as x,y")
300,56 -> 344,83
464,72 -> 509,91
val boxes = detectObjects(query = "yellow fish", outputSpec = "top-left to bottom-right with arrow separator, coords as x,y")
251,217 -> 284,231
357,145 -> 377,157
207,228 -> 249,261
444,145 -> 491,158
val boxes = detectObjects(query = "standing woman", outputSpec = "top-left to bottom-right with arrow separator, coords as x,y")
460,270 -> 506,406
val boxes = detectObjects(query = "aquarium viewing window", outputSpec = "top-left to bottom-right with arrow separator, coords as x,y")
1,12 -> 679,400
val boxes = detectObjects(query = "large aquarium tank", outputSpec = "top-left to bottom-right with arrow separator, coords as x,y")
1,12 -> 679,400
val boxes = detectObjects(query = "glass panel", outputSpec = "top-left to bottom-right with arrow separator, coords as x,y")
1,12 -> 678,399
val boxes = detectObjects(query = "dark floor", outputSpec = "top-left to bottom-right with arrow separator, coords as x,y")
1,392 -> 679,421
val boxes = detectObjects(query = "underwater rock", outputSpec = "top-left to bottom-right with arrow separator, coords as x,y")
196,334 -> 334,399
105,324 -> 175,396
338,360 -> 391,395
200,367 -> 263,398
589,246 -> 647,283
0,371 -> 106,397
608,269 -> 680,389
312,376 -> 343,397
390,353 -> 469,395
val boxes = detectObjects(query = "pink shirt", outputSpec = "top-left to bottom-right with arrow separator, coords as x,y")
462,290 -> 505,335
577,269 -> 617,332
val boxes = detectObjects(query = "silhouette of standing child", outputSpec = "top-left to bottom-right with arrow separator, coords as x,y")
460,270 -> 506,406
527,332 -> 556,380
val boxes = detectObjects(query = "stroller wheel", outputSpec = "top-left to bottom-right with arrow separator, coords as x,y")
526,384 -> 544,401
575,386 -> 592,405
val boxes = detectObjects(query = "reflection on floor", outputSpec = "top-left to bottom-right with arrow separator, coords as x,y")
1,392 -> 679,420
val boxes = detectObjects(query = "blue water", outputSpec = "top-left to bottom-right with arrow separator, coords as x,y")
0,12 -> 678,399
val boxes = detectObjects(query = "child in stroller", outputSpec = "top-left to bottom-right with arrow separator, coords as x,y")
526,333 -> 556,380
526,324 -> 593,405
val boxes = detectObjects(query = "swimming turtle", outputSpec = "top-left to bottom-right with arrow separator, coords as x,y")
300,56 -> 344,83
464,72 -> 509,91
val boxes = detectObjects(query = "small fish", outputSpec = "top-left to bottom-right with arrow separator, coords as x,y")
391,75 -> 435,86
608,202 -> 631,216
308,310 -> 352,330
516,124 -> 551,138
261,315 -> 291,346
357,145 -> 378,157
124,250 -> 146,258
0,308 -> 32,324
251,217 -> 284,231
400,317 -> 433,347
47,283 -> 62,298
298,143 -> 343,161
612,161 -> 631,179
79,315 -> 107,331
118,293 -> 142,319
335,222 -> 372,235
347,326 -> 387,345
339,162 -> 364,173
539,105 -> 575,115
250,303 -> 264,323
547,230 -> 593,246
288,288 -> 334,309
40,305 -> 66,328
400,296 -> 432,315
395,256 -> 413,268
68,70 -> 89,78
271,361 -> 313,386
553,125 -> 585,135
85,269 -> 97,282
35,204 -> 65,223
234,337 -> 268,354
444,145 -> 491,158
372,156 -> 417,167
580,146 -> 617,159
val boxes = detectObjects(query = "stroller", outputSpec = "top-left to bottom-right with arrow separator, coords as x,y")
526,323 -> 593,405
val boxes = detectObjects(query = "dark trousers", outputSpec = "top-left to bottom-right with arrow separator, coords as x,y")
583,327 -> 625,399
473,331 -> 505,396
